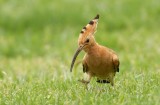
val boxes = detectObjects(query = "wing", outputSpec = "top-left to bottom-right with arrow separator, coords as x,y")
82,60 -> 88,73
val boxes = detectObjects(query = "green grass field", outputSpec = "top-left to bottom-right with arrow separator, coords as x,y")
0,0 -> 160,105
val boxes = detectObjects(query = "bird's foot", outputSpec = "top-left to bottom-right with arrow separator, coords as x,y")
78,79 -> 90,84
78,79 -> 90,90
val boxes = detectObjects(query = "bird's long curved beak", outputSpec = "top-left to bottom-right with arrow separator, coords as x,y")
70,44 -> 86,72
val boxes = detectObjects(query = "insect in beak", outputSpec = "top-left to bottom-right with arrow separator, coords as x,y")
70,44 -> 86,72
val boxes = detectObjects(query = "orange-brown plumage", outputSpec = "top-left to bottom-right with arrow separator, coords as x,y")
70,14 -> 120,86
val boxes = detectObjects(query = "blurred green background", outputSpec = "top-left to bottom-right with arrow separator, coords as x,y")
0,0 -> 160,73
0,0 -> 159,58
0,0 -> 160,104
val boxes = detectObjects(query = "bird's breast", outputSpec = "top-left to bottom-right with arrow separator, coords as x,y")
85,52 -> 114,77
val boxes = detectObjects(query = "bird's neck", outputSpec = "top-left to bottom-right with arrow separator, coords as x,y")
84,42 -> 99,54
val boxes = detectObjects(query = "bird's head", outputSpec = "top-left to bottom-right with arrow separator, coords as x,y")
70,14 -> 99,72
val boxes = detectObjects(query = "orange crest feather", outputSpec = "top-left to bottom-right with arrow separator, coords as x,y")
80,14 -> 99,37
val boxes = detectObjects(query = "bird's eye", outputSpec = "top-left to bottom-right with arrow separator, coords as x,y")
86,39 -> 89,43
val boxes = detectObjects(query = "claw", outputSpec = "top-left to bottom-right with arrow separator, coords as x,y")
78,79 -> 90,84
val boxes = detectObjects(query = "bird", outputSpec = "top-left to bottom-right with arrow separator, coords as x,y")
70,14 -> 120,87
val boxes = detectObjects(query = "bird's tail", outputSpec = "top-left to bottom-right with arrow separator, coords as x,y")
96,79 -> 110,83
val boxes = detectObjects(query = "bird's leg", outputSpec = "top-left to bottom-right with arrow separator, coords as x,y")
78,73 -> 92,90
109,73 -> 115,86
78,73 -> 92,84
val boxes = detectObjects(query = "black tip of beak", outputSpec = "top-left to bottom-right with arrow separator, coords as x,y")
70,68 -> 72,72
94,14 -> 99,19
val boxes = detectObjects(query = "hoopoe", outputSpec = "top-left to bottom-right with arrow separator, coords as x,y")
70,14 -> 120,86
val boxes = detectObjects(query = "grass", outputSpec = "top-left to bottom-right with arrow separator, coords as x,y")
0,0 -> 160,105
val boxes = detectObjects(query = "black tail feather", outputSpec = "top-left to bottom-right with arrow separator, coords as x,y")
96,80 -> 110,83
